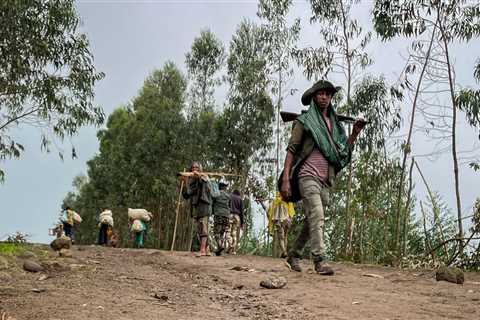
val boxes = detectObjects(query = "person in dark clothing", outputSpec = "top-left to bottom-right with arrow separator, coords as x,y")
212,181 -> 230,256
98,209 -> 114,246
182,161 -> 212,257
227,189 -> 244,255
62,206 -> 75,242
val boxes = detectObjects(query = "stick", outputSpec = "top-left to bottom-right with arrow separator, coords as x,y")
176,171 -> 240,177
280,110 -> 360,123
171,179 -> 184,251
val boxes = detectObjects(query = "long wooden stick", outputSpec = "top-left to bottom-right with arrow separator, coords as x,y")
176,171 -> 240,177
171,179 -> 184,251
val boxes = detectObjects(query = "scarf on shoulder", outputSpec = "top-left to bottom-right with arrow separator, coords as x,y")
297,101 -> 351,172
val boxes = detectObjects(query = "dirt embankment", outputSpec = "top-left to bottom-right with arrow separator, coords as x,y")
1,245 -> 480,320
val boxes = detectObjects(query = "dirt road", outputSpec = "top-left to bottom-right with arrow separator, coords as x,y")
1,245 -> 479,319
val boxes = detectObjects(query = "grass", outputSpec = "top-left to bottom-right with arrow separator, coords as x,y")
0,242 -> 27,256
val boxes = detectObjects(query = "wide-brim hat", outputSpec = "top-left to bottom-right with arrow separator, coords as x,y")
301,80 -> 341,106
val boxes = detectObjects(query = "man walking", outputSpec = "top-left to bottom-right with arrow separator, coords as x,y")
227,189 -> 244,255
212,180 -> 230,255
280,80 -> 366,275
182,161 -> 212,257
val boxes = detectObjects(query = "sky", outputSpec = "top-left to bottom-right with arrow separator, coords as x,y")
1,0 -> 479,244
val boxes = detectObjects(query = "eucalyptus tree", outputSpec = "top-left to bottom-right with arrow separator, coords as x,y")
373,0 -> 480,257
184,29 -> 225,166
257,0 -> 300,181
0,0 -> 104,181
185,29 -> 226,113
220,20 -> 275,194
64,62 -> 189,249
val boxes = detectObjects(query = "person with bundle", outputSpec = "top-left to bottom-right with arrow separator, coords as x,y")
98,208 -> 114,246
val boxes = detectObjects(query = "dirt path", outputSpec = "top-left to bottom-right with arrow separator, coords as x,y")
1,245 -> 480,319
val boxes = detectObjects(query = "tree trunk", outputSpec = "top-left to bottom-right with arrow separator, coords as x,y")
439,21 -> 463,255
394,25 -> 437,256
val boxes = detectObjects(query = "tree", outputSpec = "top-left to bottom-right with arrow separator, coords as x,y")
221,20 -> 275,193
373,0 -> 480,257
0,0 -> 105,181
257,0 -> 300,181
185,29 -> 226,113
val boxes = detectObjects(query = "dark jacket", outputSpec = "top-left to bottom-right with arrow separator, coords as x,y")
183,177 -> 212,218
230,193 -> 244,226
212,190 -> 231,217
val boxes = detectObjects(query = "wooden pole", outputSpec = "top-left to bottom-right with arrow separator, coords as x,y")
171,179 -> 185,251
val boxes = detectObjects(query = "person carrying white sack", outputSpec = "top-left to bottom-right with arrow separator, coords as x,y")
128,208 -> 152,248
98,208 -> 114,246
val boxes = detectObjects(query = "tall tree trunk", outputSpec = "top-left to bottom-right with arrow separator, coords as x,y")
439,21 -> 463,255
339,0 -> 354,258
402,158 -> 415,257
394,25 -> 437,256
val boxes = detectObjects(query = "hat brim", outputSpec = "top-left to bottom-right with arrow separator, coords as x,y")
301,86 -> 341,106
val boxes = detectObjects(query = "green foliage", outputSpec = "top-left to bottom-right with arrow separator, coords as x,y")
0,242 -> 26,256
185,29 -> 225,113
0,0 -> 105,181
222,20 -> 275,192
294,0 -> 372,80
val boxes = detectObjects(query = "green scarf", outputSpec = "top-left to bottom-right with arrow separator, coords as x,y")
297,101 -> 351,172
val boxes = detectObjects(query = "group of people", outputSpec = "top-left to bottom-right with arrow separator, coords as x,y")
181,162 -> 244,257
55,79 -> 366,276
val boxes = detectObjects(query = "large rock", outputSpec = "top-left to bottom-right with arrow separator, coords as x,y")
59,249 -> 73,258
436,266 -> 464,284
23,260 -> 44,273
50,236 -> 71,251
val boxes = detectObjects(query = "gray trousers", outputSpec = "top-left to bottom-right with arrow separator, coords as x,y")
289,176 -> 329,262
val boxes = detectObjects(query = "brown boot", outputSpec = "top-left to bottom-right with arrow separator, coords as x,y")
314,260 -> 334,275
286,256 -> 302,272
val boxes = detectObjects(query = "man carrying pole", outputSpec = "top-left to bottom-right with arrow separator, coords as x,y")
280,80 -> 366,275
182,161 -> 212,257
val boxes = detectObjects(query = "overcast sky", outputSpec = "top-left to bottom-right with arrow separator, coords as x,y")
1,0 -> 479,244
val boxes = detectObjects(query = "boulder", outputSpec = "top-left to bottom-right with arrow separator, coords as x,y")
50,236 -> 71,251
23,260 -> 44,273
436,266 -> 464,284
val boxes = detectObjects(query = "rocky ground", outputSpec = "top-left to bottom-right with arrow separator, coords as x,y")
1,244 -> 480,320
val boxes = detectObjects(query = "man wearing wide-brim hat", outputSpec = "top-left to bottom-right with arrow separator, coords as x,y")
280,79 -> 366,275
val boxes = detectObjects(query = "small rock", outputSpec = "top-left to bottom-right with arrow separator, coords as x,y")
362,273 -> 384,279
233,284 -> 245,290
0,271 -> 13,282
31,288 -> 46,293
23,260 -> 44,273
468,289 -> 474,293
435,266 -> 464,284
352,301 -> 361,305
50,236 -> 72,251
59,249 -> 73,258
260,276 -> 287,289
37,275 -> 49,281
